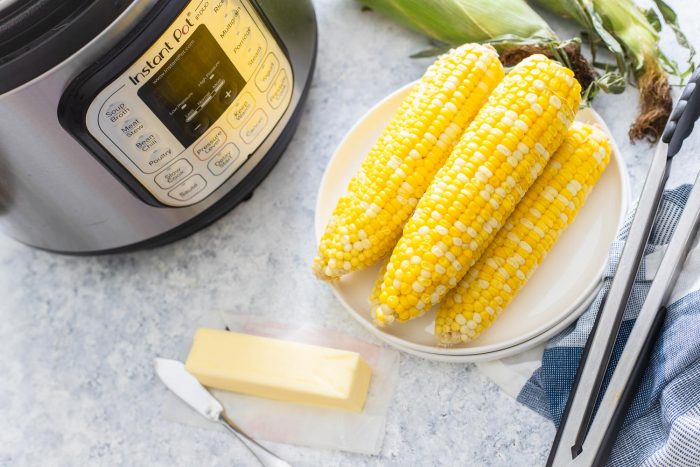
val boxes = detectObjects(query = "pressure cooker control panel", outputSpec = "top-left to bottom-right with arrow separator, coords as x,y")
85,0 -> 293,207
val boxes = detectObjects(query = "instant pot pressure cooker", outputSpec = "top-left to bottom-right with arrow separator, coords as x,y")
0,0 -> 316,253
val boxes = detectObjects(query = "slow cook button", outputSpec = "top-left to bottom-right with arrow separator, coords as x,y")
267,70 -> 290,109
154,159 -> 193,189
103,101 -> 130,126
193,127 -> 226,161
240,109 -> 268,144
120,117 -> 145,138
146,147 -> 175,172
169,175 -> 207,202
208,143 -> 240,176
227,93 -> 255,129
255,53 -> 279,91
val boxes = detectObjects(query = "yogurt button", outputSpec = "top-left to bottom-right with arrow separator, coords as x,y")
146,147 -> 175,172
255,54 -> 279,91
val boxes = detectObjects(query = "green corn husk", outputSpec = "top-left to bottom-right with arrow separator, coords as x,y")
534,0 -> 696,141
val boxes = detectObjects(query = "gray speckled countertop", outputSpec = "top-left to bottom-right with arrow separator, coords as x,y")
2,1 -> 700,466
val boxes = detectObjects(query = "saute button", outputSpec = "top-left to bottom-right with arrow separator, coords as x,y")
193,127 -> 226,161
135,133 -> 160,152
227,93 -> 255,129
146,147 -> 175,172
208,143 -> 240,176
169,175 -> 207,202
104,101 -> 130,125
267,70 -> 290,109
240,109 -> 268,144
255,54 -> 279,91
120,117 -> 145,138
155,159 -> 193,189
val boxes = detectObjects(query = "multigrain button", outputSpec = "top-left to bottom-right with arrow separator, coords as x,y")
208,143 -> 240,176
120,117 -> 145,138
227,93 -> 255,129
104,101 -> 130,125
135,133 -> 159,152
169,175 -> 207,202
193,127 -> 226,161
267,70 -> 289,109
146,147 -> 175,172
155,159 -> 193,189
240,109 -> 267,144
255,54 -> 279,91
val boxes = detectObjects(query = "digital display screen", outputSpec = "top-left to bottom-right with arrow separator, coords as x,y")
138,25 -> 246,147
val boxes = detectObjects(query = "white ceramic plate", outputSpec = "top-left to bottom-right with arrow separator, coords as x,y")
315,82 -> 629,358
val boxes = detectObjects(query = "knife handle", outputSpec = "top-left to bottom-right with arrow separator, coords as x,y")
220,413 -> 292,467
663,69 -> 700,158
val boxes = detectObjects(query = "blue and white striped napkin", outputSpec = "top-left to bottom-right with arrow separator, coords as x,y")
478,185 -> 700,466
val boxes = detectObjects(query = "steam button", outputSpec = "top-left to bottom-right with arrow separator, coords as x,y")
169,175 -> 207,202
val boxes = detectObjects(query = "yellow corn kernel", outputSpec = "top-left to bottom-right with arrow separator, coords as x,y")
313,44 -> 505,281
436,122 -> 611,344
373,55 -> 581,326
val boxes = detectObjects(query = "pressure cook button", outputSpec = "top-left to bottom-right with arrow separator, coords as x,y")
104,101 -> 130,125
147,147 -> 176,172
255,54 -> 279,91
267,70 -> 290,109
193,127 -> 227,161
208,143 -> 240,176
154,159 -> 193,189
120,117 -> 145,138
240,109 -> 268,144
135,133 -> 159,152
169,175 -> 207,202
227,93 -> 255,129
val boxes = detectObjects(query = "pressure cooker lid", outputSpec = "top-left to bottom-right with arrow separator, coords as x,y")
0,0 -> 135,94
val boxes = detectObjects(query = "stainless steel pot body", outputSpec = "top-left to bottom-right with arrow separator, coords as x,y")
0,0 -> 316,253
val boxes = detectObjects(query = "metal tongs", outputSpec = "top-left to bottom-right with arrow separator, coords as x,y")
548,69 -> 700,467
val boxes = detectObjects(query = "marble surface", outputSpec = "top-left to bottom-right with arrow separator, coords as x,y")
1,1 -> 700,466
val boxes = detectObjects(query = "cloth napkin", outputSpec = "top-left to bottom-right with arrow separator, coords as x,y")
478,185 -> 700,466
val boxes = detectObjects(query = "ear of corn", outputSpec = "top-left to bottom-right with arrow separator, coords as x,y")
313,44 -> 505,281
435,122 -> 611,344
372,55 -> 581,326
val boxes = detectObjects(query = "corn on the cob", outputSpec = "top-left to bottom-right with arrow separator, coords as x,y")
313,44 -> 504,281
373,55 -> 581,326
435,122 -> 611,344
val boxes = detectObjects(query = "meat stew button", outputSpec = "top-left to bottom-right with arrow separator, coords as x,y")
169,175 -> 207,202
208,143 -> 240,176
155,159 -> 193,189
193,127 -> 226,160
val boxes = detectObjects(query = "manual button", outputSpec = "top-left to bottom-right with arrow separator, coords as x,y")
155,159 -> 193,189
240,109 -> 268,144
255,54 -> 279,91
169,175 -> 207,202
267,70 -> 290,109
208,143 -> 241,176
193,127 -> 226,161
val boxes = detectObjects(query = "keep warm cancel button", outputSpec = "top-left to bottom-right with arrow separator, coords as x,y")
169,175 -> 207,202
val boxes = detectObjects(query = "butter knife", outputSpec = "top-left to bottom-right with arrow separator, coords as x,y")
154,358 -> 291,467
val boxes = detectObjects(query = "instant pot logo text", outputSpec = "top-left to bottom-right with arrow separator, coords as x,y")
128,18 -> 196,85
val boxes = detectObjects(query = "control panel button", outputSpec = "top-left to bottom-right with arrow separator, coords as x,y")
208,143 -> 241,176
227,93 -> 255,129
255,54 -> 279,91
240,109 -> 268,144
135,133 -> 160,152
155,159 -> 193,189
193,127 -> 226,161
146,147 -> 176,173
169,175 -> 207,202
186,116 -> 210,140
120,117 -> 145,138
103,101 -> 131,126
267,70 -> 290,109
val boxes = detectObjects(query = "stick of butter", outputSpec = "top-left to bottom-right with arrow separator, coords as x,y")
185,328 -> 373,412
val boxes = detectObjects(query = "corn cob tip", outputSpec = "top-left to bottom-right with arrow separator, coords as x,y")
371,303 -> 396,327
